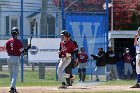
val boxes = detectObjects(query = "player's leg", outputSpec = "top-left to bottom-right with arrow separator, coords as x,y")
10,62 -> 18,90
95,66 -> 99,81
65,64 -> 72,86
81,63 -> 86,82
7,61 -> 12,82
8,57 -> 14,93
112,64 -> 119,80
124,63 -> 128,79
78,63 -> 83,81
11,56 -> 19,93
128,64 -> 133,79
57,57 -> 71,88
106,65 -> 112,80
8,56 -> 19,93
81,68 -> 86,82
78,68 -> 82,81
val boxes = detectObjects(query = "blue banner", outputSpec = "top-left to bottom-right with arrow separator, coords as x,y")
66,14 -> 107,56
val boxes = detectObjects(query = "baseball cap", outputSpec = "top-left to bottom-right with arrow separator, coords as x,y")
61,30 -> 70,37
11,27 -> 19,36
98,48 -> 103,50
137,27 -> 140,31
125,48 -> 129,50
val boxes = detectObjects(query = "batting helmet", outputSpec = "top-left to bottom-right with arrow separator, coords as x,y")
11,27 -> 19,36
61,30 -> 70,38
80,46 -> 85,51
137,27 -> 140,31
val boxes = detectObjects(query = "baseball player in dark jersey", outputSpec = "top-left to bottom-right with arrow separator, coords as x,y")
78,46 -> 88,82
65,38 -> 79,86
6,27 -> 31,93
58,30 -> 77,88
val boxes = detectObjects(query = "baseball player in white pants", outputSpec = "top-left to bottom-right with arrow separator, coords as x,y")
6,27 -> 23,93
6,27 -> 31,93
131,27 -> 140,88
57,30 -> 77,88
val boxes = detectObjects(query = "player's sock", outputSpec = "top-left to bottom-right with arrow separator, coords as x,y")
136,74 -> 140,84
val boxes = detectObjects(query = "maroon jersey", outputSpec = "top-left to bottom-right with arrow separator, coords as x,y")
78,52 -> 88,63
6,38 -> 23,56
59,39 -> 77,58
123,53 -> 133,63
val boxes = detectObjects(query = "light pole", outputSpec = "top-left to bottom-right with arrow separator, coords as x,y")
111,0 -> 113,31
20,0 -> 24,82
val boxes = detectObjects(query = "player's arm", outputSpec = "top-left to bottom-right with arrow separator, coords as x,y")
21,44 -> 31,53
134,34 -> 138,46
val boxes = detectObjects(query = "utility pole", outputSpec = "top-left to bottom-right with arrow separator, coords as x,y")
0,1 -> 2,71
39,0 -> 48,79
0,0 -> 2,35
40,0 -> 48,37
111,0 -> 113,31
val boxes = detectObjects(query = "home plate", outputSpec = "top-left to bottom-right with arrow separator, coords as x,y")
73,80 -> 103,87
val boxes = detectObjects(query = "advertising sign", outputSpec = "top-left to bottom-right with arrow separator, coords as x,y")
28,38 -> 61,63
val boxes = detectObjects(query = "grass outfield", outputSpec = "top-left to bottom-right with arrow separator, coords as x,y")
0,68 -> 60,87
0,69 -> 139,93
0,68 -> 136,87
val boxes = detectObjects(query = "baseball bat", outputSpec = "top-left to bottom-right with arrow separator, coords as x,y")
29,35 -> 32,45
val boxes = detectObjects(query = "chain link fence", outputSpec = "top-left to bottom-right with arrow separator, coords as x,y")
0,0 -> 60,84
1,0 -> 139,85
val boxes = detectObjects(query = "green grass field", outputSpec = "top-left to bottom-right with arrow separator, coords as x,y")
0,68 -> 136,87
0,68 -> 138,93
0,69 -> 60,87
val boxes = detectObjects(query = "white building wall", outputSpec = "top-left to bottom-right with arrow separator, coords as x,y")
24,18 -> 30,36
0,0 -> 58,39
0,0 -> 41,39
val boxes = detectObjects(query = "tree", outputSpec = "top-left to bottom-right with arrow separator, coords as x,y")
53,0 -> 107,12
128,11 -> 138,30
53,0 -> 140,30
113,0 -> 140,30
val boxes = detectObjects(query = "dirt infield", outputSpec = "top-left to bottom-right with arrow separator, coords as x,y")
0,85 -> 140,93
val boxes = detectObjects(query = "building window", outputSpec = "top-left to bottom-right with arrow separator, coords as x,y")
5,16 -> 9,35
47,17 -> 55,38
11,18 -> 18,29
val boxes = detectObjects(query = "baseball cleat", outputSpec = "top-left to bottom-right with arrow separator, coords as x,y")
130,84 -> 140,88
58,85 -> 67,89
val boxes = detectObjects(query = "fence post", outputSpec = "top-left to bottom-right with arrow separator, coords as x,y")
20,0 -> 24,82
56,64 -> 58,81
61,0 -> 65,30
106,0 -> 109,49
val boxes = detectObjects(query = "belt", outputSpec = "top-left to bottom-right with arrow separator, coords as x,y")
137,53 -> 140,55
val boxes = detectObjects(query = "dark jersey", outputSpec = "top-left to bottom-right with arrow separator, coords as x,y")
78,52 -> 88,63
59,39 -> 77,58
6,38 -> 22,56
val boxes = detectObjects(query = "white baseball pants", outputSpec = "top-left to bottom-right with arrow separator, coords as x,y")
7,56 -> 19,88
136,54 -> 140,74
57,57 -> 71,83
